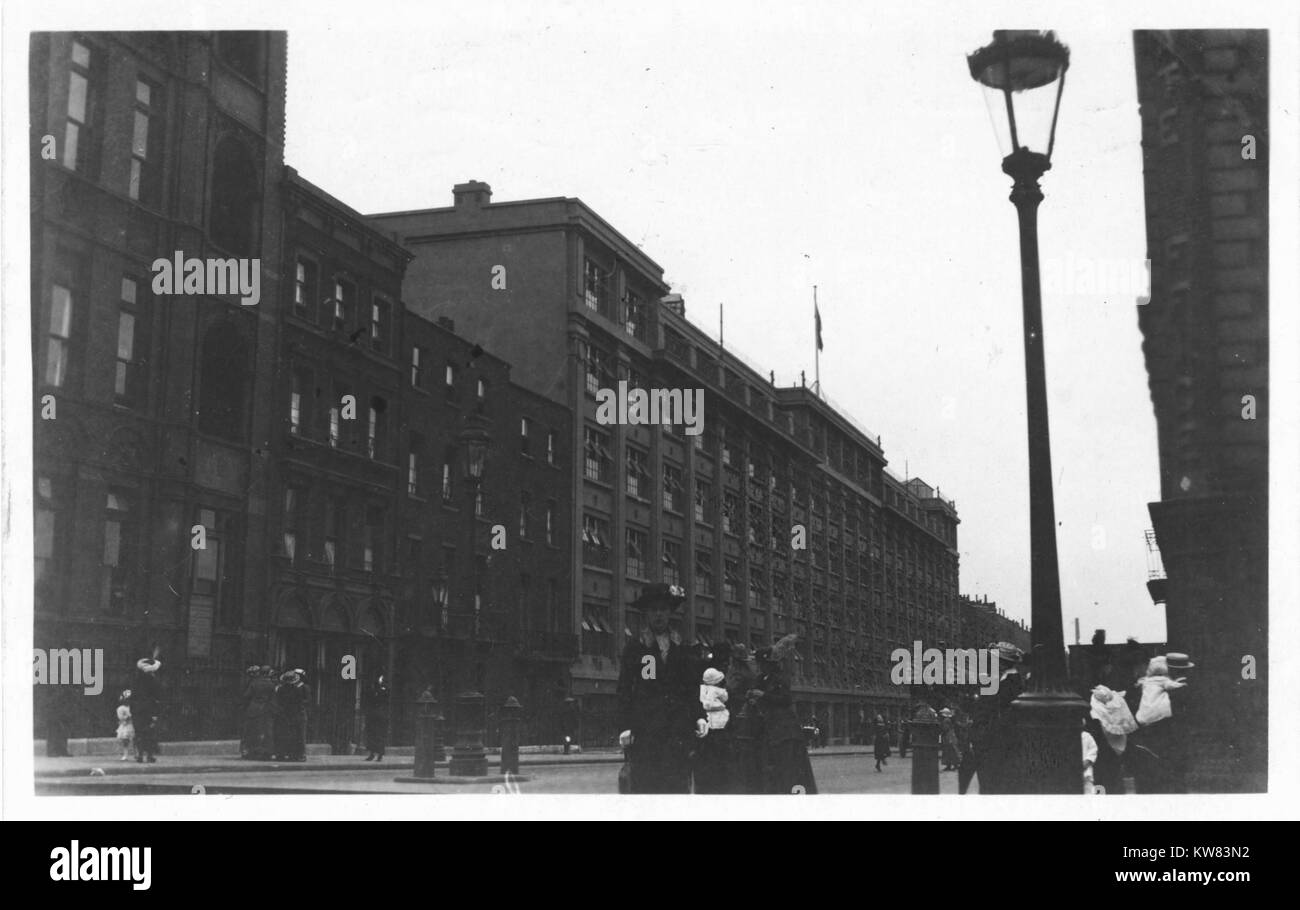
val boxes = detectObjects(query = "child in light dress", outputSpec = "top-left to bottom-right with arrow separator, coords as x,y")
116,690 -> 134,760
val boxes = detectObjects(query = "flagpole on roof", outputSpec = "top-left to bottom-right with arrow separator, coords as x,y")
813,285 -> 821,399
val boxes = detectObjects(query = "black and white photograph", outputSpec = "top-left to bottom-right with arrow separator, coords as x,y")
2,0 -> 1295,830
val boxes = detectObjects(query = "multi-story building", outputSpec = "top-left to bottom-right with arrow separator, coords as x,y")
31,31 -> 290,740
371,183 -> 962,745
31,33 -> 574,748
958,595 -> 1030,655
1133,30 -> 1268,791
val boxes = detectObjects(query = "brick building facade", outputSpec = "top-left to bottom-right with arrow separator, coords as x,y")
31,33 -> 574,747
1133,29 -> 1268,791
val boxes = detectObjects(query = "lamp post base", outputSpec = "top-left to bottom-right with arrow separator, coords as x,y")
1007,689 -> 1089,794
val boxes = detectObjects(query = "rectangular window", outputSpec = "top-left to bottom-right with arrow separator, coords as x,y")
723,559 -> 741,603
582,602 -> 613,657
546,431 -> 556,466
520,417 -> 531,456
101,491 -> 134,613
519,492 -> 531,539
663,464 -> 683,512
545,500 -> 555,546
695,480 -> 713,524
63,41 -> 96,172
582,514 -> 611,569
441,462 -> 453,503
723,492 -> 741,536
129,77 -> 161,205
411,345 -> 425,388
114,278 -> 139,405
367,398 -> 387,460
694,550 -> 714,596
408,433 -> 422,496
193,507 -> 221,595
626,447 -> 647,498
323,499 -> 345,570
294,258 -> 317,317
330,279 -> 353,331
622,291 -> 644,340
289,369 -> 309,436
370,297 -> 389,352
583,258 -> 607,313
584,426 -> 611,483
46,284 -> 73,388
364,507 -> 383,573
328,405 -> 340,448
662,540 -> 681,587
475,487 -> 485,518
585,345 -> 612,395
625,528 -> 648,579
35,477 -> 57,585
282,487 -> 299,561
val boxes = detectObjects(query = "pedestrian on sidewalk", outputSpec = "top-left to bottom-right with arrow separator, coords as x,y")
754,635 -> 817,794
615,584 -> 707,793
726,644 -> 763,794
274,669 -> 309,762
363,674 -> 390,762
939,708 -> 960,771
872,715 -> 891,772
115,691 -> 134,761
130,657 -> 163,763
241,666 -> 276,760
963,642 -> 1024,794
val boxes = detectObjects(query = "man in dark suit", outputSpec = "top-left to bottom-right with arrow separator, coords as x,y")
616,584 -> 708,793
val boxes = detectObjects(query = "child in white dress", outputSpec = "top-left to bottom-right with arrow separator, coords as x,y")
116,690 -> 134,760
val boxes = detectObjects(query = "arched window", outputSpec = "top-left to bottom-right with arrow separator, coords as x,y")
197,322 -> 249,440
209,136 -> 260,256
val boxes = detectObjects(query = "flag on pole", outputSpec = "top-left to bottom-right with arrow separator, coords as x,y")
815,304 -> 823,351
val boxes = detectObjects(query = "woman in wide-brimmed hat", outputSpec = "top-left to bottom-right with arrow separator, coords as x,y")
129,657 -> 163,763
273,669 -> 309,762
240,663 -> 277,760
614,583 -> 706,794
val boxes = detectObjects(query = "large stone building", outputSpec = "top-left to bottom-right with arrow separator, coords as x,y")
30,32 -> 574,747
371,184 -> 964,744
958,595 -> 1030,656
1133,29 -> 1267,791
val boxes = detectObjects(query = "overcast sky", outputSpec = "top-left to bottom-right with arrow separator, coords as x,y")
280,4 -> 1164,641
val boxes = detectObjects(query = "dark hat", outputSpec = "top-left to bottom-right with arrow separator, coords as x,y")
631,583 -> 686,611
1165,652 -> 1195,670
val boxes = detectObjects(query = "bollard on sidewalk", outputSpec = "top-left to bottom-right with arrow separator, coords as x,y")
448,691 -> 488,776
412,688 -> 444,779
499,696 -> 522,775
909,704 -> 940,795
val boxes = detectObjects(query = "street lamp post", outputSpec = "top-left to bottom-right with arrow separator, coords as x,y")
448,413 -> 492,776
968,30 -> 1088,794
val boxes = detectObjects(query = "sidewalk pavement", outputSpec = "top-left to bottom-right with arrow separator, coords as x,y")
34,744 -> 876,779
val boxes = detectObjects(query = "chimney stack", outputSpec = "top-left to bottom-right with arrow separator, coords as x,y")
452,180 -> 492,209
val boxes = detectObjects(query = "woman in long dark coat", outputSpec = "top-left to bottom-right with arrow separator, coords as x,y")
363,675 -> 390,762
273,669 -> 309,761
754,636 -> 817,794
872,715 -> 892,772
130,658 -> 163,763
722,645 -> 763,794
240,666 -> 276,760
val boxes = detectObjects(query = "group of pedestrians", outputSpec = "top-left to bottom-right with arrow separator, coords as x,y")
239,666 -> 310,761
1083,651 -> 1195,794
616,583 -> 817,794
